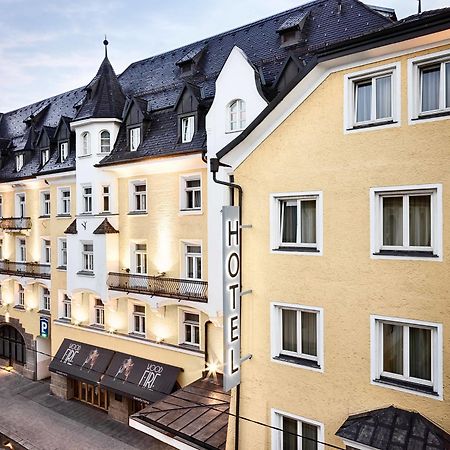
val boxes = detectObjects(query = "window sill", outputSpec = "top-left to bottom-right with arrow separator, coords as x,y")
77,154 -> 92,159
38,215 -> 50,219
89,324 -> 105,330
225,129 -> 244,134
273,247 -> 320,254
128,211 -> 148,216
129,332 -> 146,339
347,119 -> 396,131
38,309 -> 51,316
179,208 -> 203,216
77,270 -> 95,277
375,377 -> 438,396
179,343 -> 201,351
58,317 -> 72,324
56,266 -> 67,271
413,110 -> 450,121
13,305 -> 25,311
79,212 -> 92,216
274,355 -> 321,370
56,214 -> 71,219
373,250 -> 438,258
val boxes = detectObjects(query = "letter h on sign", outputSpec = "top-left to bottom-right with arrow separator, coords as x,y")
222,206 -> 241,392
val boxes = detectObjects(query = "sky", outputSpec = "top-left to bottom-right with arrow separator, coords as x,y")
0,0 -> 448,112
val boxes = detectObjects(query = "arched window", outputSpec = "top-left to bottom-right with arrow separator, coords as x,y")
81,132 -> 91,155
100,130 -> 111,153
228,99 -> 246,131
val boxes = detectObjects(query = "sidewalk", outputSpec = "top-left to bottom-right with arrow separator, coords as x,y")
0,369 -> 173,450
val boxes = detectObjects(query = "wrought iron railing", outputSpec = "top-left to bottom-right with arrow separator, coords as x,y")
0,260 -> 51,279
0,217 -> 32,230
107,272 -> 208,302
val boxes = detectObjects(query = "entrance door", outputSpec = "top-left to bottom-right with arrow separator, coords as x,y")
0,325 -> 26,365
73,380 -> 109,411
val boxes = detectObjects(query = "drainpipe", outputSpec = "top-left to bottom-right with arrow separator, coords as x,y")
204,320 -> 211,370
210,158 -> 243,450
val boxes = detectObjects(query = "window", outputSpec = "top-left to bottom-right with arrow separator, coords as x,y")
132,304 -> 146,335
185,244 -> 202,280
0,239 -> 3,260
81,132 -> 90,155
17,284 -> 25,307
93,298 -> 104,327
60,142 -> 69,162
371,316 -> 443,397
62,294 -> 71,320
270,192 -> 322,254
130,127 -> 141,151
41,191 -> 51,216
58,238 -> 67,269
16,193 -> 26,217
0,195 -> 2,218
42,239 -> 51,264
371,185 -> 442,258
102,186 -> 110,213
182,311 -> 200,346
100,130 -> 111,153
41,148 -> 50,166
16,154 -> 24,172
272,303 -> 323,370
17,238 -> 26,262
134,243 -> 147,274
182,176 -> 201,211
181,116 -> 195,143
82,243 -> 94,272
272,410 -> 324,450
228,99 -> 246,131
58,188 -> 71,215
41,287 -> 50,311
131,181 -> 147,212
82,185 -> 92,214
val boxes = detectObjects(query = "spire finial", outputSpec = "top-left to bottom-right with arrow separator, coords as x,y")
418,0 -> 422,13
103,35 -> 109,58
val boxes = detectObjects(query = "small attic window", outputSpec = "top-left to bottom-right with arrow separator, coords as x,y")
16,154 -> 24,172
41,148 -> 50,166
180,62 -> 194,76
281,29 -> 298,45
277,12 -> 309,48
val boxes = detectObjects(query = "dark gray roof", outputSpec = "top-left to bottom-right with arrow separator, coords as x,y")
0,0 -> 392,178
93,219 -> 119,234
336,406 -> 450,450
277,12 -> 310,32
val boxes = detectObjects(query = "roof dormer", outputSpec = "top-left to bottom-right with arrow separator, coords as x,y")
176,45 -> 206,77
276,11 -> 310,48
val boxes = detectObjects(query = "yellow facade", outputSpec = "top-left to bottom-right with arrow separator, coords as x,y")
231,44 -> 450,448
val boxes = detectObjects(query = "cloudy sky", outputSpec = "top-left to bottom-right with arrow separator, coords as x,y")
0,0 -> 448,112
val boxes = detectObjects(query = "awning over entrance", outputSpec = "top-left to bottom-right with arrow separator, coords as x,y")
100,351 -> 182,404
49,339 -> 114,384
336,406 -> 450,450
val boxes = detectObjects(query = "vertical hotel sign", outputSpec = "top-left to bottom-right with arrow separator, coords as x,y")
222,206 -> 241,392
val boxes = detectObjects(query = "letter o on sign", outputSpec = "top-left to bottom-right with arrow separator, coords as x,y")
228,252 -> 240,278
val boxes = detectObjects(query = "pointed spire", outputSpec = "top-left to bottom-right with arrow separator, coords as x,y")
418,0 -> 422,13
103,35 -> 109,58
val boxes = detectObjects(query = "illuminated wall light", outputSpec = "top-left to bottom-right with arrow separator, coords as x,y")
153,324 -> 171,342
206,360 -> 220,377
5,311 -> 10,323
153,221 -> 174,273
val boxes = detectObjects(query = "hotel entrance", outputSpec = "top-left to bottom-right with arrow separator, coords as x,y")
0,325 -> 26,366
73,380 -> 109,411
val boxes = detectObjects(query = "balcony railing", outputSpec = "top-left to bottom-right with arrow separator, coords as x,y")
107,272 -> 208,302
0,260 -> 51,279
0,217 -> 32,230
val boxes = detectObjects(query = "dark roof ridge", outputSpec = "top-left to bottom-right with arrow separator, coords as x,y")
354,0 -> 396,23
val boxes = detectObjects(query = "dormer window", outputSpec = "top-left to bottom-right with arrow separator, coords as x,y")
181,116 -> 195,143
81,132 -> 90,155
41,148 -> 50,166
60,142 -> 69,162
130,127 -> 141,152
100,130 -> 111,153
276,12 -> 309,48
16,154 -> 24,172
228,99 -> 246,132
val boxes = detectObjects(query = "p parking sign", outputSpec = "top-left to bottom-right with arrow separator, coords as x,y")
40,317 -> 49,338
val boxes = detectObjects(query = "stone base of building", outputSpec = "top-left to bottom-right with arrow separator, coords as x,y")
50,373 -> 74,400
108,393 -> 131,423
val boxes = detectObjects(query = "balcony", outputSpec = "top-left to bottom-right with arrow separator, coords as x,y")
0,217 -> 32,231
0,260 -> 51,279
107,272 -> 208,302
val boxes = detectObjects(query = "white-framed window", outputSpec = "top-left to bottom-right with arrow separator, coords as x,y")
17,284 -> 25,307
130,181 -> 147,212
41,287 -> 50,311
82,185 -> 92,214
41,148 -> 50,166
132,304 -> 146,335
102,185 -> 110,213
100,130 -> 111,153
133,243 -> 147,274
344,63 -> 400,131
41,191 -> 51,217
42,239 -> 51,264
228,99 -> 246,131
16,193 -> 26,217
130,127 -> 141,151
271,303 -> 323,371
271,409 -> 324,450
58,238 -> 67,268
58,187 -> 71,215
93,298 -> 104,327
371,315 -> 443,398
181,116 -> 195,143
62,294 -> 71,320
181,310 -> 200,346
370,184 -> 442,259
185,244 -> 202,280
409,50 -> 450,121
59,142 -> 69,162
82,242 -> 94,272
16,154 -> 24,172
81,132 -> 90,155
270,192 -> 323,255
180,175 -> 201,211
17,238 -> 26,262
